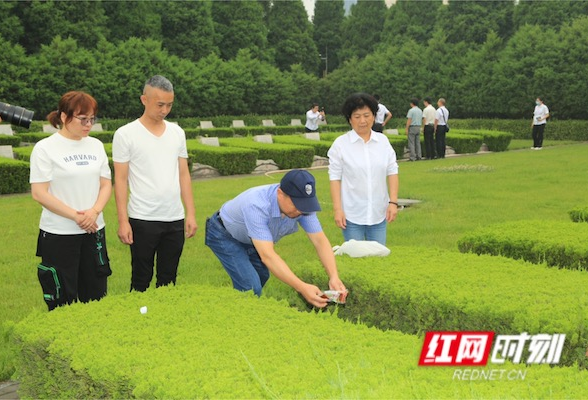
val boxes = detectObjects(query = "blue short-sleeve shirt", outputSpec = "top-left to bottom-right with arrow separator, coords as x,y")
219,184 -> 322,244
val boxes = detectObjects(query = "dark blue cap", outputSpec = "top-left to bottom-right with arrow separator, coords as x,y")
280,170 -> 321,213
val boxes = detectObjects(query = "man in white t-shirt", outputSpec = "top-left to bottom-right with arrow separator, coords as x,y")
113,75 -> 197,292
422,97 -> 437,159
531,97 -> 550,150
434,98 -> 450,159
305,104 -> 325,132
372,94 -> 392,133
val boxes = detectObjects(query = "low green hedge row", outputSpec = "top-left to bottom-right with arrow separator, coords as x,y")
0,135 -> 21,146
569,207 -> 588,223
272,135 -> 334,158
450,129 -> 514,152
0,158 -> 30,194
450,119 -> 588,141
319,131 -> 409,158
457,220 -> 588,271
13,284 -> 588,398
284,246 -> 588,369
186,140 -> 257,176
219,137 -> 315,169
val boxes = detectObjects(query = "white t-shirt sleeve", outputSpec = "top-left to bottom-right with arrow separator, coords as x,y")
29,143 -> 52,183
112,127 -> 130,163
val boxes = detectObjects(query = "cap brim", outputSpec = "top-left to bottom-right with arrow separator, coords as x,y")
291,196 -> 321,213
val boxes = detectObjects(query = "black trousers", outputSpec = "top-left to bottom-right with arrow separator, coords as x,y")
129,218 -> 185,292
36,228 -> 110,311
435,125 -> 448,158
372,122 -> 384,133
423,125 -> 435,159
532,124 -> 545,148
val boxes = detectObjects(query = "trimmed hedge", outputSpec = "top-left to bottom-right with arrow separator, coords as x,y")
450,119 -> 588,141
445,133 -> 485,154
13,284 -> 588,398
0,158 -> 30,194
272,135 -> 333,157
219,137 -> 314,169
319,131 -> 409,159
570,207 -> 588,223
457,220 -> 588,271
450,129 -> 514,152
185,140 -> 257,176
0,135 -> 21,146
285,246 -> 588,369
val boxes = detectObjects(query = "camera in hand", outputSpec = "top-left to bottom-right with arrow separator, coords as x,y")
0,102 -> 35,128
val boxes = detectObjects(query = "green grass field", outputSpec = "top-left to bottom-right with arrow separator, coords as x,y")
1,141 -> 588,381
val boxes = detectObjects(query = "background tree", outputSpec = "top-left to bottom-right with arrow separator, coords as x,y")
102,0 -> 162,43
437,0 -> 514,45
312,0 -> 345,76
514,0 -> 588,31
339,0 -> 387,62
160,0 -> 218,63
0,1 -> 24,44
211,1 -> 269,62
267,0 -> 320,74
382,0 -> 442,46
16,0 -> 109,54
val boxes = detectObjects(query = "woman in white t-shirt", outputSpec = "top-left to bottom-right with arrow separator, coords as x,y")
531,97 -> 550,150
30,91 -> 112,311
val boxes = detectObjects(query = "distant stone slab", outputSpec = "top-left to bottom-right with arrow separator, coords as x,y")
0,145 -> 14,159
384,129 -> 399,135
198,137 -> 220,147
191,163 -> 220,179
253,159 -> 279,174
200,121 -> 214,129
290,119 -> 302,126
262,119 -> 275,127
311,155 -> 329,167
253,134 -> 273,144
0,125 -> 14,135
304,132 -> 320,141
232,120 -> 245,128
90,123 -> 103,132
43,124 -> 59,133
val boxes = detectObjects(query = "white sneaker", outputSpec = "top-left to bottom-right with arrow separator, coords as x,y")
536,147 -> 542,150
531,147 -> 537,150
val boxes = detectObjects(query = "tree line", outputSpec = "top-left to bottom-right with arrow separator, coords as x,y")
1,0 -> 587,120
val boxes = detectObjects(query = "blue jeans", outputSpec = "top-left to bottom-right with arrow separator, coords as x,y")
205,212 -> 269,296
342,219 -> 387,245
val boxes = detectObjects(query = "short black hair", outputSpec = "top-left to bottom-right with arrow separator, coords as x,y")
373,94 -> 381,101
410,98 -> 419,106
424,97 -> 432,104
342,93 -> 379,123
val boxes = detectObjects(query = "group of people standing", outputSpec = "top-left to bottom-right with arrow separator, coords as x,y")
29,77 -> 399,311
404,97 -> 450,161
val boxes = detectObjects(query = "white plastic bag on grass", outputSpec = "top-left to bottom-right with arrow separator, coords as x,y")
332,239 -> 391,258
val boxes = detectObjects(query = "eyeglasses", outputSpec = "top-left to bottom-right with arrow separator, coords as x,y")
74,116 -> 97,126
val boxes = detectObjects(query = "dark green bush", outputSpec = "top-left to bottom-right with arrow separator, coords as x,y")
14,284 -> 588,399
220,138 -> 314,169
186,141 -> 257,175
272,135 -> 333,157
286,246 -> 588,369
457,220 -> 588,270
451,129 -> 514,152
569,207 -> 588,223
0,136 -> 21,146
0,158 -> 30,194
446,133 -> 484,154
15,133 -> 50,143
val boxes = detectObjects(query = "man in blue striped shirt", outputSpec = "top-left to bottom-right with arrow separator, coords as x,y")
205,170 -> 347,308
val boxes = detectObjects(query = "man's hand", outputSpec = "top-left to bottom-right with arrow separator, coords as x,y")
118,220 -> 134,245
185,216 -> 198,238
328,277 -> 347,293
299,283 -> 329,308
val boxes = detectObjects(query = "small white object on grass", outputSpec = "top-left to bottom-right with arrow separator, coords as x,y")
140,306 -> 147,314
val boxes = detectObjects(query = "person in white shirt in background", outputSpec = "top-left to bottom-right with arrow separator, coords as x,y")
30,91 -> 112,311
372,94 -> 393,133
434,98 -> 450,158
531,97 -> 550,150
305,103 -> 325,133
422,97 -> 437,159
328,93 -> 399,246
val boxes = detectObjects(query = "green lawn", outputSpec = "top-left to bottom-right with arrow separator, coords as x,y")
1,142 -> 588,380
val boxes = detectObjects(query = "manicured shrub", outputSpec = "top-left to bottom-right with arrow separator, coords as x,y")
285,246 -> 588,368
272,135 -> 333,157
13,284 -> 588,399
569,207 -> 588,223
0,136 -> 21,146
0,158 -> 30,194
219,137 -> 314,169
186,140 -> 257,176
446,133 -> 484,154
457,220 -> 588,271
89,131 -> 114,143
451,129 -> 514,152
12,146 -> 33,162
15,132 -> 50,143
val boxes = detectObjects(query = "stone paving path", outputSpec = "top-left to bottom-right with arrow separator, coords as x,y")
0,381 -> 18,400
